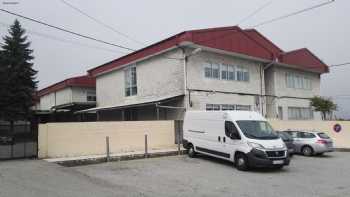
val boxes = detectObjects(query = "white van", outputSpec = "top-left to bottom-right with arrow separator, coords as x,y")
183,111 -> 290,171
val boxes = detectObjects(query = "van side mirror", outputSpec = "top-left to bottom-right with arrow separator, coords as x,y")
225,121 -> 241,140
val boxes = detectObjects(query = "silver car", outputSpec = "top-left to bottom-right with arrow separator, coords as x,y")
284,130 -> 334,156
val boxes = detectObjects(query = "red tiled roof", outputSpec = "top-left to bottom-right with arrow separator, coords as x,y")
88,26 -> 275,76
244,29 -> 283,57
37,75 -> 95,97
88,26 -> 328,76
278,48 -> 329,73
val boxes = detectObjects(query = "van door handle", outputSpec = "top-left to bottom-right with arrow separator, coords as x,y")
218,136 -> 221,142
223,137 -> 226,143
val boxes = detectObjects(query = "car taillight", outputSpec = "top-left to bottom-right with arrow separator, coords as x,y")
317,139 -> 327,144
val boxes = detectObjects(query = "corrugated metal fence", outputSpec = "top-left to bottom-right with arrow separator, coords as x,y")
0,123 -> 37,160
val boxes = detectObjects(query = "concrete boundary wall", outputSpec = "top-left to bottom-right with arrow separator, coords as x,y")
38,121 -> 175,159
269,120 -> 350,148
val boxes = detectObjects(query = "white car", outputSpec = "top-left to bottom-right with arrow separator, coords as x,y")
183,111 -> 290,171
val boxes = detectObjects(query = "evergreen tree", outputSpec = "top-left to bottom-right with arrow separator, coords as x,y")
0,19 -> 37,132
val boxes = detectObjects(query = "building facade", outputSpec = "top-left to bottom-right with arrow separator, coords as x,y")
82,26 -> 328,121
36,75 -> 96,122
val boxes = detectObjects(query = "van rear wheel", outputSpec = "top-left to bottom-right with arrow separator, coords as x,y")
188,145 -> 196,158
235,153 -> 249,171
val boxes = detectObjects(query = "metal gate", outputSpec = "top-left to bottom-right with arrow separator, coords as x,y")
0,122 -> 37,160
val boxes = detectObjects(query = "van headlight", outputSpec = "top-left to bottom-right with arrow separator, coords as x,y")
248,142 -> 265,149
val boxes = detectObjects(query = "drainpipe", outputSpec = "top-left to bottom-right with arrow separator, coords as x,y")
263,59 -> 277,117
178,47 -> 202,110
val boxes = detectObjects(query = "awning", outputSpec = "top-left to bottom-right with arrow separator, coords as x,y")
75,94 -> 184,114
52,102 -> 96,111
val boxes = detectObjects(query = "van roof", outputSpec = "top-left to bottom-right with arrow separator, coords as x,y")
185,111 -> 266,121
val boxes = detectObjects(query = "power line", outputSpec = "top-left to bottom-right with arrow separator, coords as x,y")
59,0 -> 146,46
250,0 -> 335,28
0,21 -> 126,54
237,0 -> 274,25
330,62 -> 350,67
0,8 -> 136,51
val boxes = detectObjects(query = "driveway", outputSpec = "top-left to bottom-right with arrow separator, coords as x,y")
1,152 -> 350,197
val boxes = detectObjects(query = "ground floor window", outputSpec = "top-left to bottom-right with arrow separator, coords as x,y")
206,104 -> 251,111
206,104 -> 221,111
288,107 -> 313,120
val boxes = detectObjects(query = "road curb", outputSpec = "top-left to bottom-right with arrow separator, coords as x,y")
55,150 -> 187,167
335,148 -> 350,152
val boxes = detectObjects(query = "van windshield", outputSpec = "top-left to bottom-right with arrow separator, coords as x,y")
236,121 -> 279,140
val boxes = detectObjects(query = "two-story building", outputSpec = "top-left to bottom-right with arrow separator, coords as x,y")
80,26 -> 328,121
36,75 -> 96,122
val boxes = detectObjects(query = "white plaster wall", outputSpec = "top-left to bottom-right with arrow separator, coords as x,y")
55,88 -> 72,106
71,87 -> 95,103
273,66 -> 320,98
265,66 -> 322,120
188,91 -> 257,112
96,48 -> 184,107
39,88 -> 72,110
40,93 -> 55,110
187,50 -> 264,95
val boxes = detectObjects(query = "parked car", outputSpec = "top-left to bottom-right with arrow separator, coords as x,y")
276,131 -> 295,156
284,130 -> 334,156
183,111 -> 290,171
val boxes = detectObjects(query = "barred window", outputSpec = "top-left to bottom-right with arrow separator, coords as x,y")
286,73 -> 312,90
206,104 -> 251,111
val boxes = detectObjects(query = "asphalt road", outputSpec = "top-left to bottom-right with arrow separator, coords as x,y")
1,152 -> 349,197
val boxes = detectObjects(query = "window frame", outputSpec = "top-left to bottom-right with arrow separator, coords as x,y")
124,64 -> 137,97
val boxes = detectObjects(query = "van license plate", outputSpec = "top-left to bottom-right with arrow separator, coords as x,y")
273,160 -> 284,165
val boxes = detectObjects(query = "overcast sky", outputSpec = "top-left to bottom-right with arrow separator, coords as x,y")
0,0 -> 349,118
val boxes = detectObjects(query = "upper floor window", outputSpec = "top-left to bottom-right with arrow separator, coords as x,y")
204,62 -> 220,79
204,61 -> 249,82
286,73 -> 312,90
125,65 -> 137,97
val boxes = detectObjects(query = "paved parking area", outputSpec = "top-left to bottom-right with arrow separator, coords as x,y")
1,152 -> 350,197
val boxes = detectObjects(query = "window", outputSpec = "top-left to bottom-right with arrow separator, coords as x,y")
204,62 -> 212,78
206,104 -> 221,111
228,65 -> 235,80
206,104 -> 251,111
236,105 -> 251,111
87,91 -> 96,101
222,104 -> 235,111
221,64 -> 228,80
317,132 -> 330,139
286,73 -> 312,90
225,121 -> 240,139
125,65 -> 137,97
236,121 -> 278,140
298,132 -> 315,138
204,62 -> 249,81
236,66 -> 249,81
288,107 -> 313,120
212,63 -> 220,79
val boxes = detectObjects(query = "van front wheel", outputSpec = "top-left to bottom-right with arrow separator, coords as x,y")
188,145 -> 196,158
235,153 -> 249,171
